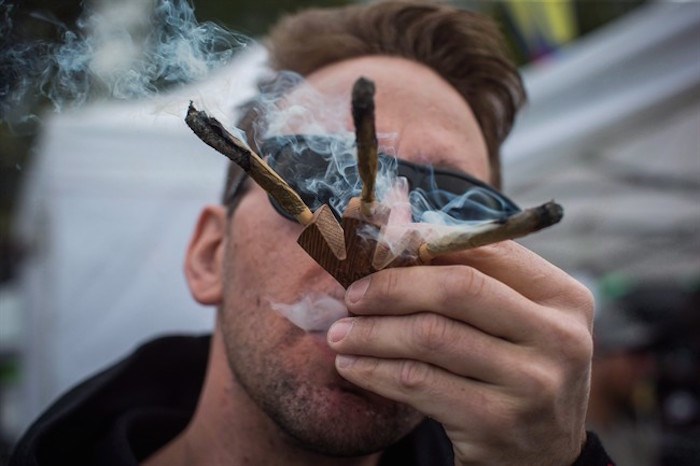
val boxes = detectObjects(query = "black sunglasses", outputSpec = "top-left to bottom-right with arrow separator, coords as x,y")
257,135 -> 520,224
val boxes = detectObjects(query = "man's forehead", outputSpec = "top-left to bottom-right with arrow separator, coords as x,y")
277,56 -> 465,125
267,56 -> 490,181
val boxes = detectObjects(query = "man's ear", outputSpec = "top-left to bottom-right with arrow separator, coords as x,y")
184,205 -> 228,305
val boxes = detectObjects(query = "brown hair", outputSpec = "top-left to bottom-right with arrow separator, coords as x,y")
223,0 -> 525,207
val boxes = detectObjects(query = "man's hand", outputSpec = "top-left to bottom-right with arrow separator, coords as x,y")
327,241 -> 594,465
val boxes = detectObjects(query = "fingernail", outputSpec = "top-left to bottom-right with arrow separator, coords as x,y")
328,319 -> 353,343
347,277 -> 370,304
336,354 -> 357,369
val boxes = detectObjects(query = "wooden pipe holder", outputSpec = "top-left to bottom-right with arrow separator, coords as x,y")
297,198 -> 424,288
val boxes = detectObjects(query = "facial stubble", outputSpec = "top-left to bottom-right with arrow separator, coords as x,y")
219,261 -> 423,457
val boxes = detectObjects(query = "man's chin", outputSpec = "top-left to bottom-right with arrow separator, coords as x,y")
271,381 -> 424,457
222,313 -> 424,457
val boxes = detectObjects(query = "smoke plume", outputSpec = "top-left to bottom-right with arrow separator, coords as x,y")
0,0 -> 248,127
269,293 -> 349,333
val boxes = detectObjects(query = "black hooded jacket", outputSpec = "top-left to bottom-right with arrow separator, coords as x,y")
10,335 -> 613,466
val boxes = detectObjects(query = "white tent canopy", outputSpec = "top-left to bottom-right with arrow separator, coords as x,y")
13,1 -> 700,432
503,1 -> 700,280
14,47 -> 267,430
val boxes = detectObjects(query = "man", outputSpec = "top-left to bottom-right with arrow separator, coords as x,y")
11,2 -> 612,465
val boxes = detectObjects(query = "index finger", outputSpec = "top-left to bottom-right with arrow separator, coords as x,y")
345,265 -> 542,342
431,241 -> 592,308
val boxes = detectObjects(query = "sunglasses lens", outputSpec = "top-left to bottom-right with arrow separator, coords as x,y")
398,159 -> 520,224
262,136 -> 520,223
410,187 -> 518,225
263,136 -> 359,220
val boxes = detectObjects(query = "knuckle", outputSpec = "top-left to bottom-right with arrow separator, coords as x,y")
562,324 -> 593,365
569,280 -> 596,325
353,317 -> 378,344
439,266 -> 484,307
398,359 -> 432,391
523,364 -> 561,403
378,268 -> 403,299
353,356 -> 381,377
412,313 -> 451,353
548,319 -> 594,369
576,283 -> 595,309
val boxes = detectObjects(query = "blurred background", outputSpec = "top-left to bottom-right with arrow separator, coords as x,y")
0,0 -> 698,464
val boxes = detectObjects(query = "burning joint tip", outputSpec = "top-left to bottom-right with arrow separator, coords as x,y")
350,76 -> 379,224
184,106 -> 318,227
354,76 -> 376,93
352,77 -> 376,109
185,102 -> 205,129
535,201 -> 564,229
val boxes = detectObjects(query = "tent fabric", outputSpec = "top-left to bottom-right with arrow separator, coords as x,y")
14,46 -> 267,430
502,2 -> 700,281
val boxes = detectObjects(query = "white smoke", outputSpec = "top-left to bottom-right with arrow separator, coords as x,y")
242,74 -> 516,231
0,0 -> 248,126
269,293 -> 349,332
252,86 -> 511,225
0,0 -> 522,329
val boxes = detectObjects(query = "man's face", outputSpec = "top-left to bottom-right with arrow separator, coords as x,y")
218,56 -> 490,455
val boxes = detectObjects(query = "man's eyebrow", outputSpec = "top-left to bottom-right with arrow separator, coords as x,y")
388,139 -> 476,179
432,158 -> 464,173
427,146 -> 492,184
